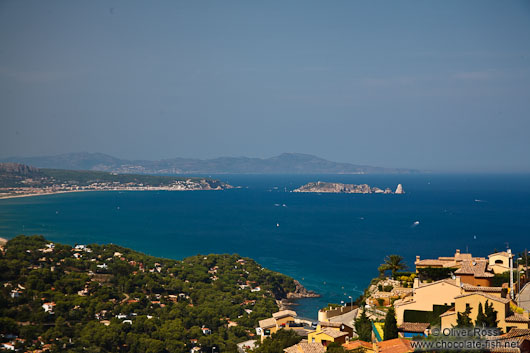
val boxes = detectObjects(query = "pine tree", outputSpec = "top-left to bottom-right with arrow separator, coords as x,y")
475,302 -> 487,327
484,300 -> 498,328
355,309 -> 373,342
456,305 -> 473,328
383,307 -> 398,340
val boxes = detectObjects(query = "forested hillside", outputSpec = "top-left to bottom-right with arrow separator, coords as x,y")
0,236 -> 296,352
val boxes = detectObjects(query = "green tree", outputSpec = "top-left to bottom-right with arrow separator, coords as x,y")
484,300 -> 498,328
383,307 -> 398,340
253,329 -> 302,353
475,302 -> 487,327
456,305 -> 472,328
379,255 -> 407,278
355,309 -> 372,342
327,341 -> 347,353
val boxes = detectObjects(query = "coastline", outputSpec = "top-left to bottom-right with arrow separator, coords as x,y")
0,189 -> 94,200
0,237 -> 7,245
0,187 -> 230,201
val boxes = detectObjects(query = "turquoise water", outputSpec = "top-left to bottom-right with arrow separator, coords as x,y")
1,174 -> 530,319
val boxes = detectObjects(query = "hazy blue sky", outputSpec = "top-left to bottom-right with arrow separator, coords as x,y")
1,1 -> 530,172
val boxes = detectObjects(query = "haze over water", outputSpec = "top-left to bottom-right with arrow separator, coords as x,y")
1,174 -> 529,319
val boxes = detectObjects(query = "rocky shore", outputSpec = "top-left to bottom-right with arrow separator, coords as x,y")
287,280 -> 321,299
277,280 -> 320,311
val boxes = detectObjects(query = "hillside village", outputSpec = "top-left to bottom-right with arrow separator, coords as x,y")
250,249 -> 530,353
1,236 -> 530,353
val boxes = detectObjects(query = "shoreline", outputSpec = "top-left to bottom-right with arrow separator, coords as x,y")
0,237 -> 7,245
0,187 -> 230,201
0,189 -> 98,200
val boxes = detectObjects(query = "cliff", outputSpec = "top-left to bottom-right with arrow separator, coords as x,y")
286,280 -> 320,299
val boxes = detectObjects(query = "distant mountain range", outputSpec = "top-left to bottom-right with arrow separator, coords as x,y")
1,152 -> 419,174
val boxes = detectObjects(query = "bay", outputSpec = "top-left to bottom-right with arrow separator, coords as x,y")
1,174 -> 529,319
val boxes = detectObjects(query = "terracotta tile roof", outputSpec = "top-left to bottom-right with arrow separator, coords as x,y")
417,278 -> 459,289
505,314 -> 530,323
454,291 -> 511,304
343,340 -> 373,350
376,338 -> 413,353
320,321 -> 353,330
284,341 -> 326,353
488,347 -> 521,353
415,259 -> 447,266
488,329 -> 530,352
273,310 -> 297,319
462,284 -> 503,293
489,252 -> 512,258
319,321 -> 342,328
316,328 -> 348,339
398,322 -> 430,333
259,317 -> 276,329
455,260 -> 494,277
502,329 -> 530,339
454,253 -> 474,261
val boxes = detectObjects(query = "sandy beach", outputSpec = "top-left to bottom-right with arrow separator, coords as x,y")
0,190 -> 90,200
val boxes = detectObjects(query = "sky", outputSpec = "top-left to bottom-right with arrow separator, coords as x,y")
1,1 -> 530,172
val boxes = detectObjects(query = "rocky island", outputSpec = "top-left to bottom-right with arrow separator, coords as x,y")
293,181 -> 405,194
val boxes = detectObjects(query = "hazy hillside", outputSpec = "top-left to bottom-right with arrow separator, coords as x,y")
2,152 -> 419,175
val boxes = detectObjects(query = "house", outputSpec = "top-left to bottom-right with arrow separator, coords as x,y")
489,251 -> 513,274
273,310 -> 297,326
397,322 -> 430,338
394,278 -> 462,325
316,321 -> 354,338
440,292 -> 530,333
414,249 -> 484,270
307,328 -> 349,347
342,340 -> 375,353
454,259 -> 494,286
257,310 -> 297,341
375,338 -> 413,353
2,342 -> 15,351
283,340 -> 326,353
42,302 -> 56,314
201,327 -> 212,335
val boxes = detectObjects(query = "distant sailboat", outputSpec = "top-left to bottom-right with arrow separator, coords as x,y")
276,223 -> 280,227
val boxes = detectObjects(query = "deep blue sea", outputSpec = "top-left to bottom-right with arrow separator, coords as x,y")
1,174 -> 530,319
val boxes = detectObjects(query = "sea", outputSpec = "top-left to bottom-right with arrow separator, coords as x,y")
1,174 -> 529,320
